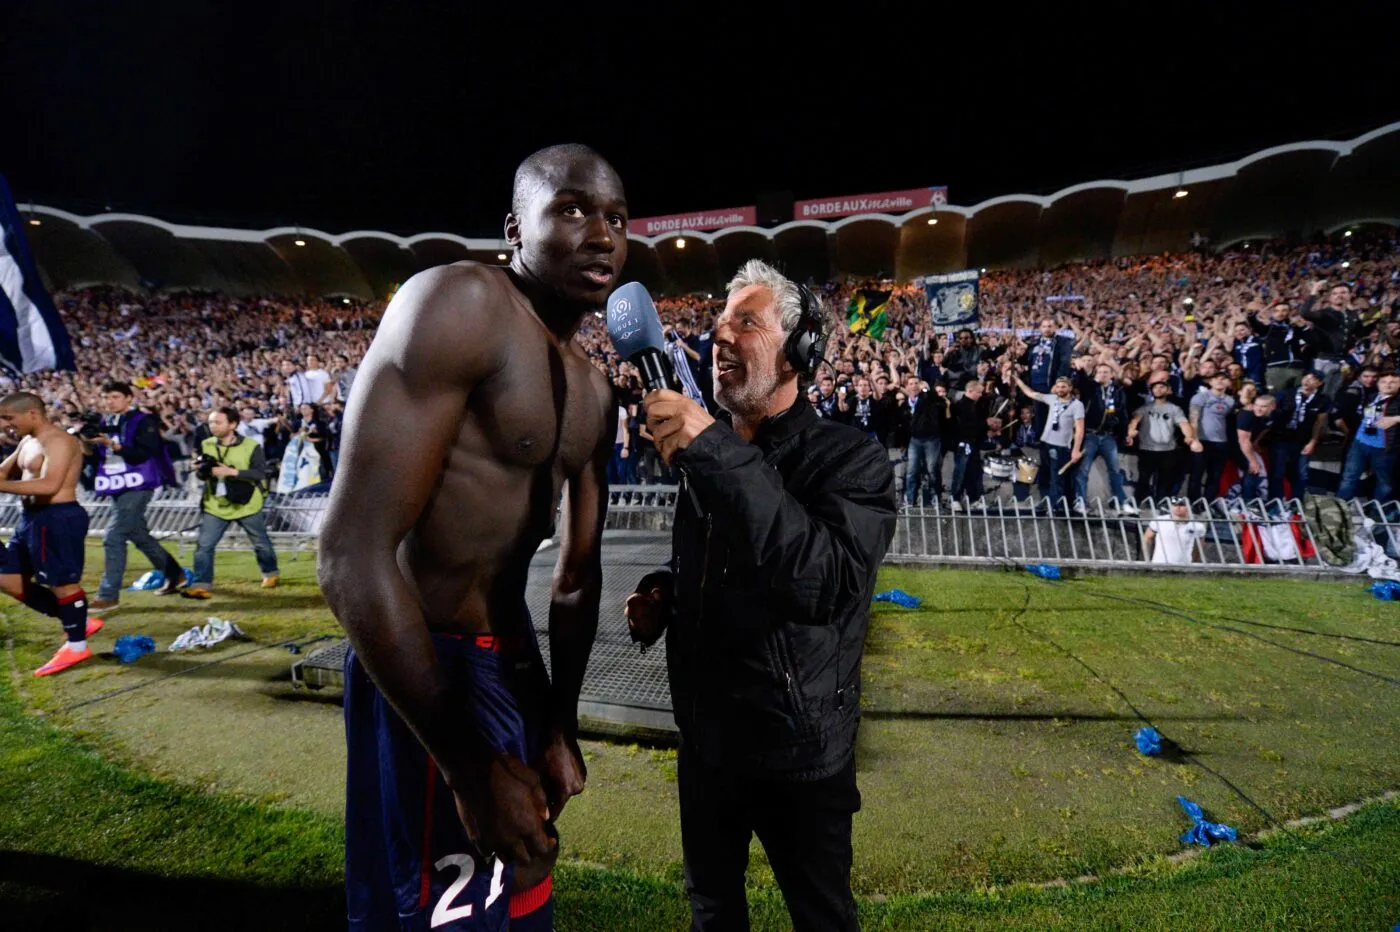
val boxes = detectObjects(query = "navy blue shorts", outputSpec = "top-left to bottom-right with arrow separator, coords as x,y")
1,502 -> 89,587
344,633 -> 554,931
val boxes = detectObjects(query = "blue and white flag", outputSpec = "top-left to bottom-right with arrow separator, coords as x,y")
922,269 -> 980,334
0,175 -> 74,374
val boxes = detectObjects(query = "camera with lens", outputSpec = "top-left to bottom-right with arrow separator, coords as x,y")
194,453 -> 218,481
72,412 -> 114,440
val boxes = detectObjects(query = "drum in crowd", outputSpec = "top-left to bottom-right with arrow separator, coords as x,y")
985,455 -> 1016,482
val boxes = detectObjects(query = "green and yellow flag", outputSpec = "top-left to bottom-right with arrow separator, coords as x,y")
846,289 -> 891,340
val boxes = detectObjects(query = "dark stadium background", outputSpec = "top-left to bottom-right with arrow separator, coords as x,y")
4,1 -> 1396,236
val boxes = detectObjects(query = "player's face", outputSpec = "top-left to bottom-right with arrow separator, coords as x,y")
208,411 -> 234,438
1,407 -> 40,438
103,391 -> 131,414
1039,320 -> 1055,337
509,157 -> 628,307
713,284 -> 788,417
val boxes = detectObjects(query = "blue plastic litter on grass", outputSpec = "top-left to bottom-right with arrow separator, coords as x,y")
1135,726 -> 1163,756
1177,795 -> 1237,847
873,589 -> 921,609
1370,581 -> 1400,601
113,635 -> 156,664
128,570 -> 165,591
1025,563 -> 1061,581
127,568 -> 195,591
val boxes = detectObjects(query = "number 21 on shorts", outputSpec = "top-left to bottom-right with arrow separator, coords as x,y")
431,853 -> 506,928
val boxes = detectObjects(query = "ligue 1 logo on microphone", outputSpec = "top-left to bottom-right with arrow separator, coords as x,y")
615,297 -> 631,314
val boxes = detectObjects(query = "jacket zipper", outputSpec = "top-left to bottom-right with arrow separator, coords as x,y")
774,629 -> 805,720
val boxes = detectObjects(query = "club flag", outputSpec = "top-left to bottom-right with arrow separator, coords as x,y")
922,269 -> 981,334
845,289 -> 891,340
0,175 -> 74,374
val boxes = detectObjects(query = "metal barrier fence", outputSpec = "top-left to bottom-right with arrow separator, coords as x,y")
0,488 -> 330,561
887,497 -> 1330,572
4,486 -> 1394,576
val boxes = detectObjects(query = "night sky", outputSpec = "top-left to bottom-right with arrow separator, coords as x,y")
5,2 -> 1395,238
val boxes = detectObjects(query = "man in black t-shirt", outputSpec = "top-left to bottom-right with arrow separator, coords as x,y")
1272,371 -> 1330,498
1234,394 -> 1277,501
949,379 -> 988,508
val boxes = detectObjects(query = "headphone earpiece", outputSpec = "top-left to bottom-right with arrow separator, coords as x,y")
784,284 -> 828,377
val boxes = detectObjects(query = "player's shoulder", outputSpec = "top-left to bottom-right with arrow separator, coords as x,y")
385,263 -> 521,328
376,263 -> 518,357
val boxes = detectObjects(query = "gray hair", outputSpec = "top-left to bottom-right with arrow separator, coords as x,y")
725,259 -> 808,336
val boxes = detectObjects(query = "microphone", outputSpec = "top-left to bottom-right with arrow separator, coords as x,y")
606,282 -> 681,394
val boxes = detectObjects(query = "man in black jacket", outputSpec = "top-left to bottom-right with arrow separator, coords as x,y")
1020,318 -> 1075,394
942,328 -> 985,390
1249,302 -> 1303,391
88,381 -> 185,608
1072,363 -> 1137,515
901,373 -> 948,508
1301,280 -> 1370,397
631,259 -> 896,931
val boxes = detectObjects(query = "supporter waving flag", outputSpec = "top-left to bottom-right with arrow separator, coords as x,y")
846,288 -> 891,339
0,174 -> 74,373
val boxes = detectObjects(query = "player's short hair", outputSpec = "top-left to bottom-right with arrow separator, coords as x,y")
0,391 -> 45,413
102,380 -> 133,396
511,143 -> 609,216
212,406 -> 240,425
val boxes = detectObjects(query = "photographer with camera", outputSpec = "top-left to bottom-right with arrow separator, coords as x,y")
182,407 -> 279,599
88,381 -> 185,609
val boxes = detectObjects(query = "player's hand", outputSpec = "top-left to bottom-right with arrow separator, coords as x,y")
1302,441 -> 1316,456
1190,440 -> 1204,454
451,753 -> 556,880
1248,458 -> 1263,476
212,465 -> 239,479
644,390 -> 715,465
625,586 -> 668,647
1070,449 -> 1084,463
1126,431 -> 1137,447
537,728 -> 586,822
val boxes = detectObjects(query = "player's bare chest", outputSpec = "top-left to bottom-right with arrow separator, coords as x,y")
18,440 -> 46,475
468,352 -> 603,474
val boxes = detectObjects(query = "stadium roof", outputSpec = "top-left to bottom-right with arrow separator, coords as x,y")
24,121 -> 1400,299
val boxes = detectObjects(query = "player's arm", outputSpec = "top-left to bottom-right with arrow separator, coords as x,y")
0,445 -> 22,481
538,376 -> 613,816
0,435 -> 78,497
317,267 -> 552,864
1142,526 -> 1156,561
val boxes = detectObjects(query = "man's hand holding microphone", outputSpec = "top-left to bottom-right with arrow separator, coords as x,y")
606,282 -> 712,651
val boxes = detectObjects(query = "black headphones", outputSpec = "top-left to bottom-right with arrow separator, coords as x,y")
784,283 -> 829,377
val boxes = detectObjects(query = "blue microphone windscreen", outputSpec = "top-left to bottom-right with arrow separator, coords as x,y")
606,282 -> 666,358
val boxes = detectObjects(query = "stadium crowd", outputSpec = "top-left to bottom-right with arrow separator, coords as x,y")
8,229 -> 1400,513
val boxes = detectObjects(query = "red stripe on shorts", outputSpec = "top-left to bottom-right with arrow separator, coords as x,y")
419,755 -> 438,908
509,873 -> 552,918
